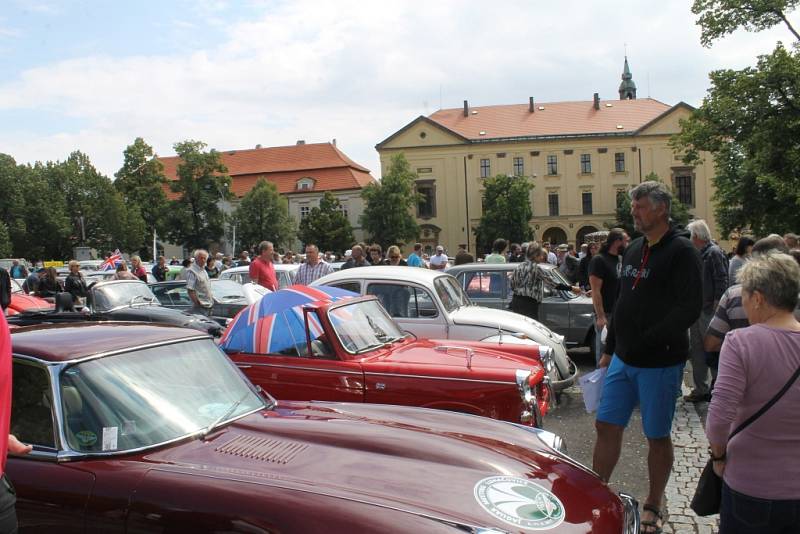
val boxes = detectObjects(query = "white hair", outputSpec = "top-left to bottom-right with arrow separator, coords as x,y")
192,249 -> 209,260
687,219 -> 712,243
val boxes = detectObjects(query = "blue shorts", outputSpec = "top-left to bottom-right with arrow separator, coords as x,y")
596,354 -> 684,439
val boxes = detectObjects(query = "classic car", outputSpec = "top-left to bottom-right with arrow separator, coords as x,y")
312,267 -> 579,391
7,279 -> 223,336
149,279 -> 250,325
221,286 -> 553,426
219,263 -> 299,288
446,262 -> 596,349
7,321 -> 639,533
7,278 -> 53,315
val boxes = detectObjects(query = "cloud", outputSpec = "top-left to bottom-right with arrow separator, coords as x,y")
0,0 -> 794,178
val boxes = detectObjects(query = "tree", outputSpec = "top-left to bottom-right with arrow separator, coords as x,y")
0,154 -> 28,254
297,191 -> 355,253
612,173 -> 692,238
165,140 -> 232,251
360,153 -> 419,249
232,178 -> 295,252
474,174 -> 534,252
672,1 -> 800,235
115,137 -> 169,257
0,222 -> 11,257
692,0 -> 800,46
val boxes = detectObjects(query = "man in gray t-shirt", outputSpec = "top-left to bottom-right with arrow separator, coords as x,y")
185,250 -> 213,316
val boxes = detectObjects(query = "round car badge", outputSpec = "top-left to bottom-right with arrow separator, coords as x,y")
474,476 -> 565,531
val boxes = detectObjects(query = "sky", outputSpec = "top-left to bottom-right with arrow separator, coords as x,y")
0,0 -> 795,179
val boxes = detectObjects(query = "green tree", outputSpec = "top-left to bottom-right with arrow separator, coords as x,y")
297,191 -> 355,253
474,174 -> 534,252
115,137 -> 169,257
612,173 -> 692,237
0,221 -> 11,257
360,153 -> 419,249
0,154 -> 28,254
692,0 -> 800,46
673,1 -> 800,235
232,178 -> 295,252
165,140 -> 232,251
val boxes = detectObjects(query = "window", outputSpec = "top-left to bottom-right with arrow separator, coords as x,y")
300,205 -> 310,219
580,154 -> 592,174
11,362 -> 55,449
337,200 -> 349,219
480,158 -> 491,178
459,271 -> 507,300
416,180 -> 436,218
296,178 -> 315,191
548,193 -> 559,216
330,281 -> 362,294
513,157 -> 524,176
546,155 -> 558,175
614,152 -> 625,172
367,283 -> 437,318
582,192 -> 593,215
675,175 -> 694,207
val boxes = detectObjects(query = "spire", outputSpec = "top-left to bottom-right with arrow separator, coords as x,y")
619,56 -> 637,100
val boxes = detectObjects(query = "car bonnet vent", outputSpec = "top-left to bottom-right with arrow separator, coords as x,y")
215,434 -> 308,464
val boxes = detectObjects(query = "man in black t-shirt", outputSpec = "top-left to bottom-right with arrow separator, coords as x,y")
588,229 -> 628,365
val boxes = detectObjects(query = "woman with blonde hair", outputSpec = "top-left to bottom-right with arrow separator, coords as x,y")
130,255 -> 147,283
706,252 -> 800,533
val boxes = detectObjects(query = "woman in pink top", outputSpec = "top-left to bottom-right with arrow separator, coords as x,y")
706,252 -> 800,534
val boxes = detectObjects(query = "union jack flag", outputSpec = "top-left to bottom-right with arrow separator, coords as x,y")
100,249 -> 123,271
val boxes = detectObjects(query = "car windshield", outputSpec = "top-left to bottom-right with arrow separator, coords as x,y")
210,279 -> 246,300
59,339 -> 265,453
434,276 -> 471,312
328,299 -> 406,354
10,278 -> 22,293
93,282 -> 159,311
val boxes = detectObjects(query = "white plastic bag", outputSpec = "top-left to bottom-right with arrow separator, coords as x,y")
579,367 -> 607,413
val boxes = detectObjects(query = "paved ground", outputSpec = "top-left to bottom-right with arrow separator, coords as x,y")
548,350 -> 719,533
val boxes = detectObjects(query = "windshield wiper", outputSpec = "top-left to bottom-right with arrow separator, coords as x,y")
129,295 -> 156,306
200,389 -> 253,439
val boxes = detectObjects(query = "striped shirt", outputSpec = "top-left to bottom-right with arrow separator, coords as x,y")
294,260 -> 333,285
510,260 -> 547,301
706,285 -> 749,339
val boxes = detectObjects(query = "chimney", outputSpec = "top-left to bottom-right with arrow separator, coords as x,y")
332,138 -> 337,146
296,140 -> 305,145
529,97 -> 535,113
255,144 -> 262,149
463,100 -> 469,117
593,93 -> 600,110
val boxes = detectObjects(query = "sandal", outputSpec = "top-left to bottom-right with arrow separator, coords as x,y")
640,503 -> 663,534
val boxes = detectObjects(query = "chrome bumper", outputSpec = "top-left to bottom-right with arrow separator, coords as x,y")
550,356 -> 579,391
619,492 -> 640,534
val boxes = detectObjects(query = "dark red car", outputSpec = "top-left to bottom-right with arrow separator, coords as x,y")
6,278 -> 52,315
7,322 -> 639,532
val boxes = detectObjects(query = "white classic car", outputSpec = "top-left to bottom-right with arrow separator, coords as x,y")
312,266 -> 578,391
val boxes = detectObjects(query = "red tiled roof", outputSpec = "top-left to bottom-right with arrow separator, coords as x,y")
159,142 -> 375,197
424,98 -> 672,141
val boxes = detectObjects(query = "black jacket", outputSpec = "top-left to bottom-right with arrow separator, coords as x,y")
64,272 -> 88,301
604,226 -> 703,368
0,268 -> 10,310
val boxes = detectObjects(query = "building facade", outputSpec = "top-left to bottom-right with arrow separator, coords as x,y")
376,60 -> 717,255
160,141 -> 376,254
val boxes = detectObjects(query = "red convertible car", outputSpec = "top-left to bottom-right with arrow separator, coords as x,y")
7,322 -> 639,532
6,278 -> 52,315
220,287 -> 555,426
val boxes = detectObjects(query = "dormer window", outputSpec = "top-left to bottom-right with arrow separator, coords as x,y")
296,177 -> 316,191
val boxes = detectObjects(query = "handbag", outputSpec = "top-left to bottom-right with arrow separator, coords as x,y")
690,363 -> 800,516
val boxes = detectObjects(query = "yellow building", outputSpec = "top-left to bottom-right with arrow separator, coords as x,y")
376,59 -> 717,255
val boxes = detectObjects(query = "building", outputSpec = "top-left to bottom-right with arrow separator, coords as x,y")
376,58 -> 717,255
159,141 -> 377,254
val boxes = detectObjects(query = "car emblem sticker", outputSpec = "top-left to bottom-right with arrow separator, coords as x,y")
75,430 -> 97,447
474,476 -> 565,530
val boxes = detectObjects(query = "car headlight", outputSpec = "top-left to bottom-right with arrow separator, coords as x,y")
539,345 -> 555,375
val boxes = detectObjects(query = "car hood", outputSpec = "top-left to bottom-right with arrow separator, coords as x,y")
369,339 -> 540,376
9,293 -> 53,312
451,305 -> 562,343
146,401 -> 624,531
